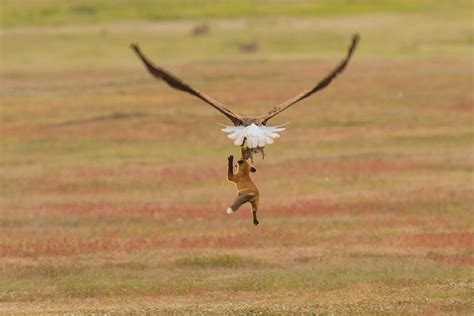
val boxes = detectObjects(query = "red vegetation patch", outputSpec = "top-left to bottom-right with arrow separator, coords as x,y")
16,201 -> 225,219
0,236 -> 120,257
65,158 -> 418,186
159,166 -> 220,182
392,232 -> 474,248
0,228 -> 298,257
68,165 -> 220,183
269,199 -> 341,216
447,101 -> 473,112
361,215 -> 451,230
264,158 -> 420,177
24,201 -> 159,216
28,164 -> 223,195
266,198 -> 396,217
433,255 -> 474,267
70,167 -> 153,179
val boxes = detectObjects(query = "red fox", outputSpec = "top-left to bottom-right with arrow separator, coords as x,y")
226,151 -> 260,226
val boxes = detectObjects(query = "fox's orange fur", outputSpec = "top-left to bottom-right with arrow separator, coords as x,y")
227,148 -> 260,225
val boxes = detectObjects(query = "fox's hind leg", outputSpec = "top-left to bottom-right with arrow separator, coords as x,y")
250,198 -> 259,226
227,192 -> 253,214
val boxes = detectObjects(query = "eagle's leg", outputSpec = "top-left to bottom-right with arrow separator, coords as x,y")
240,138 -> 253,161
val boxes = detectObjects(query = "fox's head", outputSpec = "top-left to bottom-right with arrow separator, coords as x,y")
237,159 -> 256,174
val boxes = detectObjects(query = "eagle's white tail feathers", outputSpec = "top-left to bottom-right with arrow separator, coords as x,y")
221,123 -> 286,148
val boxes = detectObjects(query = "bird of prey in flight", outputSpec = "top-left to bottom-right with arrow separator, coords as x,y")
131,34 -> 360,160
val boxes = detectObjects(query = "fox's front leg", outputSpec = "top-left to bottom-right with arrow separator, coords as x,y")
227,155 -> 235,182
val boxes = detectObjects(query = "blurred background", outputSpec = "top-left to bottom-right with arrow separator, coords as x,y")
1,0 -> 472,313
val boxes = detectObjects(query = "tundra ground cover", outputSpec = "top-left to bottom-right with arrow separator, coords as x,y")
0,2 -> 472,314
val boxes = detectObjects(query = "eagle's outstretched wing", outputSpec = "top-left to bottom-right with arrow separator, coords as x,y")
258,34 -> 360,125
131,43 -> 242,126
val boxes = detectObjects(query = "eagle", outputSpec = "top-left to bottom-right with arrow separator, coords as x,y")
131,34 -> 360,160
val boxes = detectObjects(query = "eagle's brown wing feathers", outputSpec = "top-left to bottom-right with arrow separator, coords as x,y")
132,35 -> 359,127
259,34 -> 360,125
130,43 -> 242,126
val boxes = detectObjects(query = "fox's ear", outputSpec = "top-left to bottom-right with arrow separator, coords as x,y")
250,167 -> 257,173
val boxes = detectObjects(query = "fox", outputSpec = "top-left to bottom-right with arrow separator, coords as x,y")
226,149 -> 260,226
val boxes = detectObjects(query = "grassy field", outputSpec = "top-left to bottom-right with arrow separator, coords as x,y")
1,0 -> 470,27
1,1 -> 473,314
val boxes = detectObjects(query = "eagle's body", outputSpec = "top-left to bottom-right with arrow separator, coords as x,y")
222,123 -> 286,159
222,123 -> 285,147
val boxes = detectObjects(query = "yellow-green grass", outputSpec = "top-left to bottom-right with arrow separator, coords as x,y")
1,0 -> 471,27
0,4 -> 473,315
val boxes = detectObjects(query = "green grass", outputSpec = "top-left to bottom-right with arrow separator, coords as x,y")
1,0 -> 471,27
1,14 -> 472,75
174,254 -> 269,268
